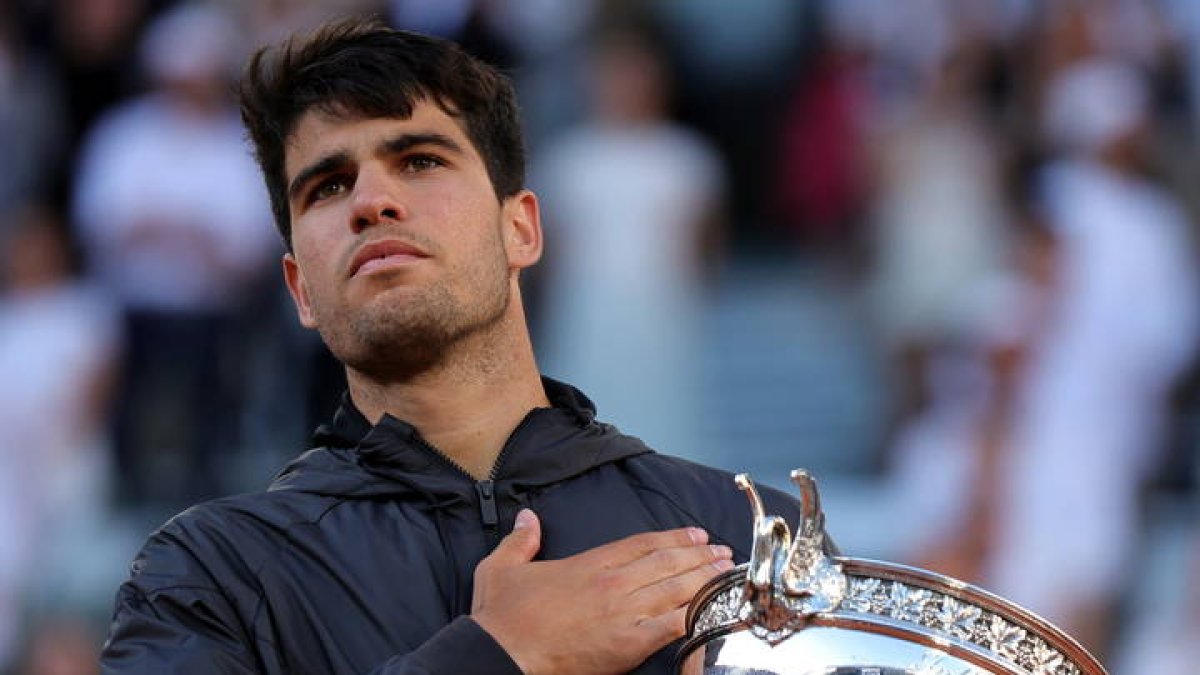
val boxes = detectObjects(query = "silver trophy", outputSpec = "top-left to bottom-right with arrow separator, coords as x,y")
675,470 -> 1107,675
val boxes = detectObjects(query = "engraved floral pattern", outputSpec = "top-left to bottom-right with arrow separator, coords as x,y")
844,576 -> 883,613
785,554 -> 847,614
694,585 -> 744,634
1030,639 -> 1065,675
692,573 -> 1085,675
937,596 -> 982,641
889,583 -> 934,623
988,614 -> 1027,661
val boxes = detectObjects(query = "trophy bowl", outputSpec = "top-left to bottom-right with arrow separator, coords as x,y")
674,471 -> 1107,675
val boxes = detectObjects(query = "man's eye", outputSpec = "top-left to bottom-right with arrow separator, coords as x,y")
311,178 -> 349,203
404,154 -> 444,172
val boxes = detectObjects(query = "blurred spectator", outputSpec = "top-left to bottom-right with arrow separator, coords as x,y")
649,0 -> 807,238
388,0 -> 512,68
0,206 -> 118,671
865,37 -> 1016,423
14,617 -> 100,675
469,0 -> 597,154
0,5 -> 64,215
772,27 -> 872,259
244,0 -> 383,46
986,56 -> 1200,656
534,26 -> 725,460
42,0 -> 148,198
1119,534 -> 1200,673
71,2 -> 277,506
887,214 -> 1056,583
821,0 -> 1028,109
1162,0 -> 1200,131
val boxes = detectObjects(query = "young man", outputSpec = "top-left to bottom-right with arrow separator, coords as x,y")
101,18 -> 802,674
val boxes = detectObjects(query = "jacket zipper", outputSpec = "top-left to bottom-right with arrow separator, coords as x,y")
409,409 -> 544,549
475,442 -> 517,547
475,480 -> 499,529
409,433 -> 508,545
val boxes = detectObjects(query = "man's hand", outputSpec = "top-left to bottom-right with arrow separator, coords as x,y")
471,509 -> 734,675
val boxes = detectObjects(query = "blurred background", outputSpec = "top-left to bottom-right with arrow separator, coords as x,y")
2,0 -> 1200,672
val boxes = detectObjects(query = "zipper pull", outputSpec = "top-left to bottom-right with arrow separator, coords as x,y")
475,479 -> 499,528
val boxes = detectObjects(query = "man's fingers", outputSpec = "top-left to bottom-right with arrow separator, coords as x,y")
634,606 -> 691,649
573,527 -> 709,569
621,543 -> 733,594
480,508 -> 542,570
628,558 -> 732,618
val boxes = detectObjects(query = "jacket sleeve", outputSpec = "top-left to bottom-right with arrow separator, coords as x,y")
102,527 -> 525,675
101,581 -> 262,675
100,509 -> 270,675
103,585 -> 523,675
366,616 -> 525,675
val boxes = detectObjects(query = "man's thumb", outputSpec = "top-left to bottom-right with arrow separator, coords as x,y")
486,508 -> 541,567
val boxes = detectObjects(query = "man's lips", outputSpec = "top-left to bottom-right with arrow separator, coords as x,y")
348,239 -> 429,278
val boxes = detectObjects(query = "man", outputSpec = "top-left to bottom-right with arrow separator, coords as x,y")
101,17 -> 802,674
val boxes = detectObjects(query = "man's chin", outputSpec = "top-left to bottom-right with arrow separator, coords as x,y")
328,308 -> 454,379
354,281 -> 424,309
338,335 -> 448,382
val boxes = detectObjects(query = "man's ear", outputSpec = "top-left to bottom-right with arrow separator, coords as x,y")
282,252 -> 318,329
502,190 -> 543,271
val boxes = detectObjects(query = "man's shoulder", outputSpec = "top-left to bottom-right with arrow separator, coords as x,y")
618,453 -> 803,555
170,485 -> 334,534
622,452 -> 799,509
126,488 -> 335,594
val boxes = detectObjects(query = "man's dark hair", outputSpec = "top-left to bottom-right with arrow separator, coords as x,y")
238,17 -> 526,249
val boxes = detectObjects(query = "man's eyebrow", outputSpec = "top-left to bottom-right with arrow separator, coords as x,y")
379,133 -> 464,157
287,134 -> 464,203
288,152 -> 350,203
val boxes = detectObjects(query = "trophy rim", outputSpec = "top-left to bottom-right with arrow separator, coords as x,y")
678,556 -> 1109,675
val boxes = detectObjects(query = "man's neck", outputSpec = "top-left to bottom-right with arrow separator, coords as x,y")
346,328 -> 550,480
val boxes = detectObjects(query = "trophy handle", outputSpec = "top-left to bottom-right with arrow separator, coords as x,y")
735,474 -> 793,634
789,469 -> 824,541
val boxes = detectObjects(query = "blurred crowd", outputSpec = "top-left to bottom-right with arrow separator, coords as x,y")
3,0 -> 1200,673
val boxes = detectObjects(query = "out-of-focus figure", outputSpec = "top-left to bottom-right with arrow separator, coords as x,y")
0,5 -> 63,214
0,206 -> 118,672
865,35 -> 1015,425
534,25 -> 725,460
886,209 -> 1056,584
986,56 -> 1200,656
649,0 -> 803,236
15,617 -> 100,675
771,23 -> 871,261
71,2 -> 276,506
44,0 -> 146,198
1117,534 -> 1200,674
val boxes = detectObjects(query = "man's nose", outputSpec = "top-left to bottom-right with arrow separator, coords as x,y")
350,166 -> 407,232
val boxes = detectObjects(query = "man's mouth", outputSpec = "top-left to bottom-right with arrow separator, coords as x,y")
348,239 -> 429,278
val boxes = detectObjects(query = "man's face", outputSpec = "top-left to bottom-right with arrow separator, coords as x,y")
280,101 -> 541,379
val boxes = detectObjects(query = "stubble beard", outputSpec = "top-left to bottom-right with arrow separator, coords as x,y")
320,260 -> 512,383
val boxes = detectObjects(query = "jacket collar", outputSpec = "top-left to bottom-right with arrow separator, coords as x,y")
274,377 -> 649,498
312,376 -> 597,450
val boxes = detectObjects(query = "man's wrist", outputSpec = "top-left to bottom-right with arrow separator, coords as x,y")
471,613 -> 545,675
408,616 -> 525,675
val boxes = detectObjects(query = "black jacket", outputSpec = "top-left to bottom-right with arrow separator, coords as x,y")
101,380 -> 803,674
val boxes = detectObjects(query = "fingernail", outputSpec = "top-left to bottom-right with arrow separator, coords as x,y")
713,558 -> 735,572
687,527 -> 707,544
514,508 -> 534,529
709,544 -> 732,559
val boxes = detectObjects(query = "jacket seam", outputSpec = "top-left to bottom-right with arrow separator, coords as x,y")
243,496 -> 350,650
142,583 -> 239,596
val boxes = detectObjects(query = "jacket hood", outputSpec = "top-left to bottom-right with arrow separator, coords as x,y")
268,378 -> 652,500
